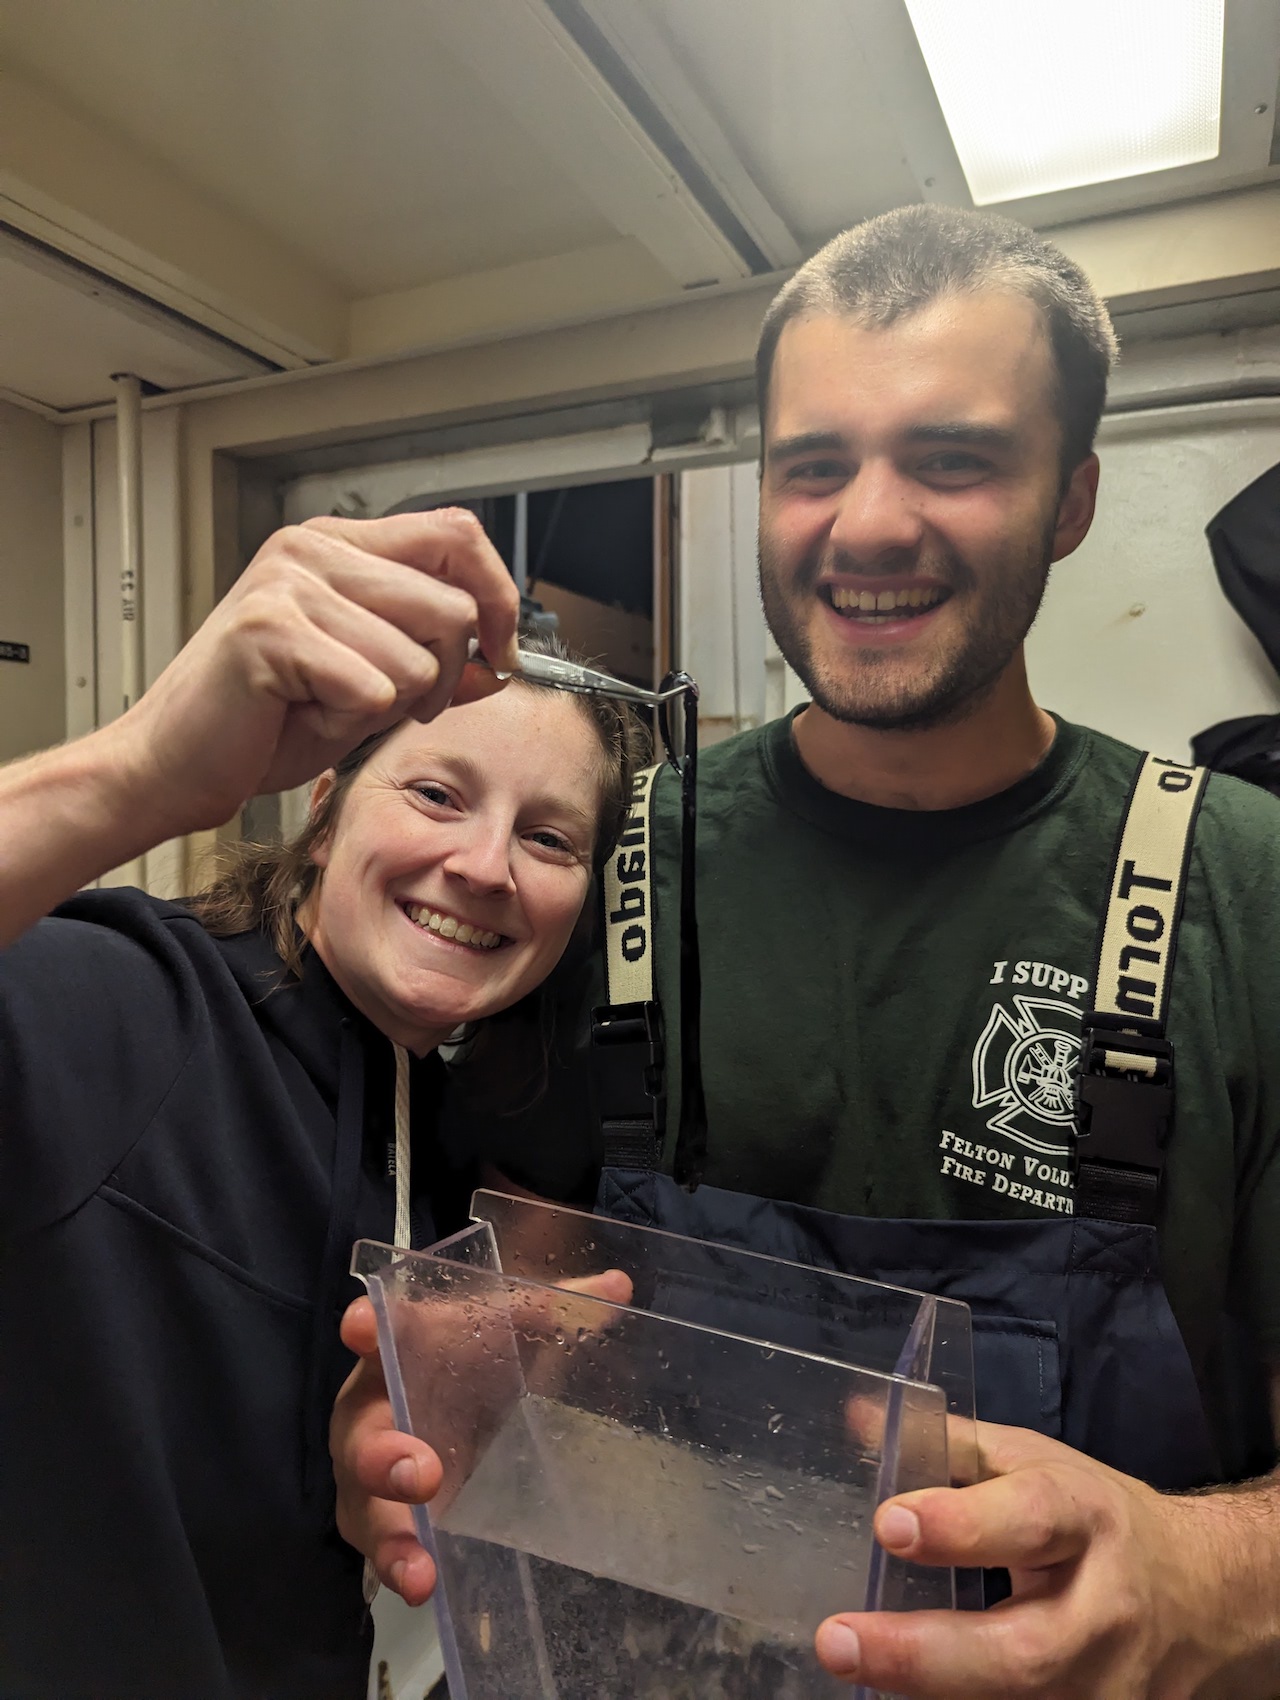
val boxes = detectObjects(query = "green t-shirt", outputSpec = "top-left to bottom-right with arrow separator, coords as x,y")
467,710 -> 1280,1455
642,711 -> 1280,1385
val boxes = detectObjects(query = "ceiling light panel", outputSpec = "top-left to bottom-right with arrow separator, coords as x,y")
904,0 -> 1225,205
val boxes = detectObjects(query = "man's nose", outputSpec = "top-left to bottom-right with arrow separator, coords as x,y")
443,821 -> 517,896
828,462 -> 924,565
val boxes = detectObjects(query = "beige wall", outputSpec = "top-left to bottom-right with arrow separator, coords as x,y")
179,278 -> 775,636
0,400 -> 64,762
167,184 -> 1280,636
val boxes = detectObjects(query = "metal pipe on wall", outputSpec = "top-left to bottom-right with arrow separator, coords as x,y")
112,372 -> 147,889
113,373 -> 144,714
512,489 -> 529,594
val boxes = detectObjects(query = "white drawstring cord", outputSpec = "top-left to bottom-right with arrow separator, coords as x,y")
393,1042 -> 412,1249
364,1043 -> 413,1608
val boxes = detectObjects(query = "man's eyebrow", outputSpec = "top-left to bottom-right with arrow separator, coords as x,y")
765,423 -> 1020,464
765,431 -> 847,465
903,421 -> 1018,451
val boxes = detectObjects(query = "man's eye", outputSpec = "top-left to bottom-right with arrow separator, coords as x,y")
920,453 -> 989,477
788,460 -> 846,482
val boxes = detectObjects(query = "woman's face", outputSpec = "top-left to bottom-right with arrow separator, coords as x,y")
302,686 -> 603,1052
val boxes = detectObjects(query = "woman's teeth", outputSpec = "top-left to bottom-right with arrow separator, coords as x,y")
828,585 -> 944,617
402,903 -> 502,950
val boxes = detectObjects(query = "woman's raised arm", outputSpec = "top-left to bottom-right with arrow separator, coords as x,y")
0,510 -> 519,946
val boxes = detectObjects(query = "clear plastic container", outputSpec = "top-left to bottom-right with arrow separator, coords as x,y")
353,1191 -> 975,1700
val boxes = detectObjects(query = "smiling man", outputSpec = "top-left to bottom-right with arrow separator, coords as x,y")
721,206 -> 1280,1696
344,207 -> 1280,1698
756,234 -> 1098,809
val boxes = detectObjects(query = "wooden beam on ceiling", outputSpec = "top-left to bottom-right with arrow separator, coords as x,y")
0,69 -> 347,368
1051,184 -> 1280,314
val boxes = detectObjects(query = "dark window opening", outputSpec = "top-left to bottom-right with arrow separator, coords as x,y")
387,477 -> 657,687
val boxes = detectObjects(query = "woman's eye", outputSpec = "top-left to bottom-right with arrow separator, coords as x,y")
528,829 -> 577,857
411,782 -> 454,807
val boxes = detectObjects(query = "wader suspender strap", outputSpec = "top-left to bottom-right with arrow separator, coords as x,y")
1074,754 -> 1208,1225
592,764 -> 663,1171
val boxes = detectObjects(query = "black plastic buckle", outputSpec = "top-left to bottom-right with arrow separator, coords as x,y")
1074,1014 -> 1174,1176
590,1001 -> 664,1123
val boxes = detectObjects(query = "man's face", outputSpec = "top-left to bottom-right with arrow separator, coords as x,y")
758,292 -> 1093,730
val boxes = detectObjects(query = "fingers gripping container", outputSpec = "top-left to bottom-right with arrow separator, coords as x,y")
353,1192 -> 975,1700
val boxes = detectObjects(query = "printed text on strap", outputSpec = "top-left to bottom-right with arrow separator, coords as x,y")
594,765 -> 663,1171
1074,755 -> 1208,1224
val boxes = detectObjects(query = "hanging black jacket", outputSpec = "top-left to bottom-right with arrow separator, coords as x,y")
1206,459 -> 1280,677
1194,460 -> 1280,788
0,887 -> 472,1700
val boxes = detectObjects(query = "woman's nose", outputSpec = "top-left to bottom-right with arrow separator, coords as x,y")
828,463 -> 924,563
442,822 -> 517,896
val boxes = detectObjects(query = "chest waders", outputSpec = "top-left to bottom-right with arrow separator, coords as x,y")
592,750 -> 1225,1500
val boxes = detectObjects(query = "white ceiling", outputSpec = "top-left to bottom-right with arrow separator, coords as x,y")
0,0 -> 616,294
2,0 -> 1278,412
603,0 -> 923,242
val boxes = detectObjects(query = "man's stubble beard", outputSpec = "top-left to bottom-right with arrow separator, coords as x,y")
757,522 -> 1056,732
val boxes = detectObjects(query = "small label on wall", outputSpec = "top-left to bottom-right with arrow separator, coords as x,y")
0,642 -> 30,663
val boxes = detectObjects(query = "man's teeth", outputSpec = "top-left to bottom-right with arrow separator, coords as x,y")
829,586 -> 944,613
403,904 -> 502,950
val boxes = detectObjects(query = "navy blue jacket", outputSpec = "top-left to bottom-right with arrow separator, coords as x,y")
0,889 -> 467,1700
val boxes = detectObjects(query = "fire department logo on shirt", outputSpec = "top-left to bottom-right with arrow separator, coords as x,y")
971,990 -> 1081,1157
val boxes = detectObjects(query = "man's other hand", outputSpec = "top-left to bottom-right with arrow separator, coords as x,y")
815,1421 -> 1274,1699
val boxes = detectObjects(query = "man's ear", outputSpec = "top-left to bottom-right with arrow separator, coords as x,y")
308,771 -> 337,869
1049,453 -> 1100,563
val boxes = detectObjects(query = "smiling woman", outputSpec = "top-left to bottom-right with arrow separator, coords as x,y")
302,687 -> 601,1046
0,515 -> 645,1700
190,626 -> 640,1078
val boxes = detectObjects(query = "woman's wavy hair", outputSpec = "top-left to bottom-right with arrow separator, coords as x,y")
188,626 -> 649,1104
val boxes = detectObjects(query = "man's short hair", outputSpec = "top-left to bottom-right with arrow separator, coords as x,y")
756,204 -> 1119,477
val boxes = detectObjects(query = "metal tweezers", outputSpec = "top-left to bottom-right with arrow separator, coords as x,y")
477,644 -> 689,708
